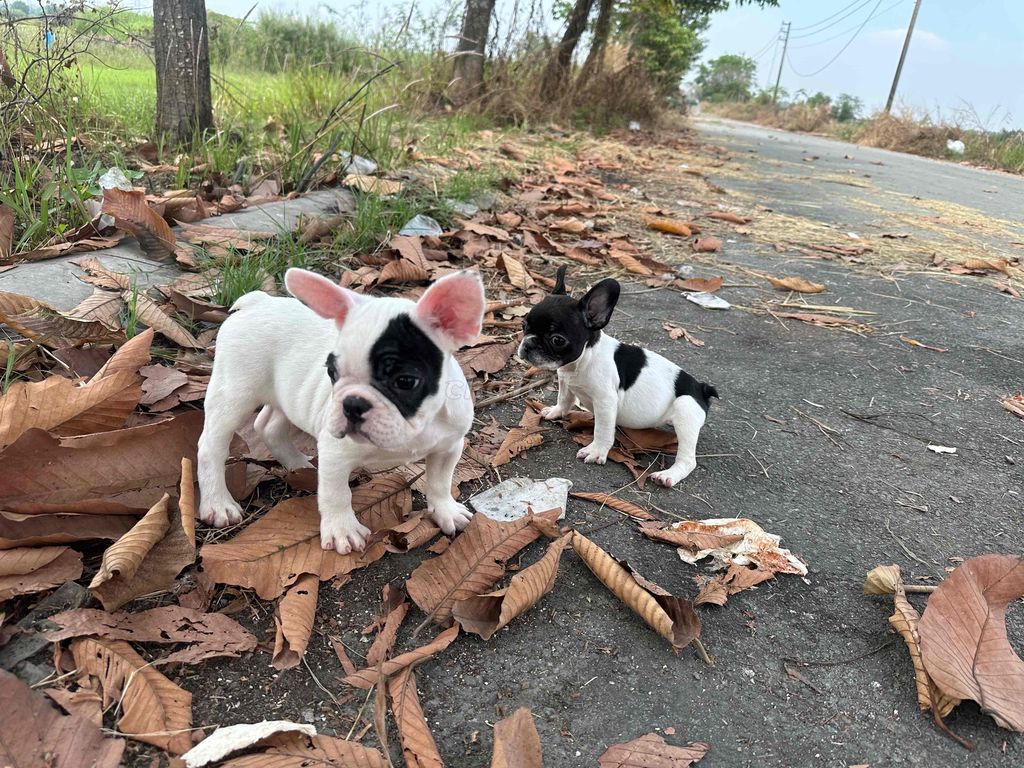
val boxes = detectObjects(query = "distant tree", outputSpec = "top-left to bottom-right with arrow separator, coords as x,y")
8,1 -> 31,17
803,91 -> 831,109
451,0 -> 497,103
830,93 -> 863,122
153,0 -> 214,144
695,54 -> 757,102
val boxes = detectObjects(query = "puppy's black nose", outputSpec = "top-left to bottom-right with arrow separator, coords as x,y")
343,396 -> 372,423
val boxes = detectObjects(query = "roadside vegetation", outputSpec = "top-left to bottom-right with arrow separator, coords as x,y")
697,53 -> 1024,174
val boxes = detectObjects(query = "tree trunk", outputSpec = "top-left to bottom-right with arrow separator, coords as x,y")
578,0 -> 615,86
450,0 -> 497,104
540,0 -> 596,95
153,0 -> 213,144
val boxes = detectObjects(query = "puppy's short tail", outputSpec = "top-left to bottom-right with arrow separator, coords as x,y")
702,383 -> 720,402
230,291 -> 272,313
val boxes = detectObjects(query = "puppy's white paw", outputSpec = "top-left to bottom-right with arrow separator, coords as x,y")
199,497 -> 244,528
541,405 -> 565,421
576,444 -> 609,465
320,516 -> 372,554
429,501 -> 474,536
650,462 -> 695,488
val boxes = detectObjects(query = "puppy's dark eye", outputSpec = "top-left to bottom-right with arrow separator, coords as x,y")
394,374 -> 420,391
325,353 -> 338,384
550,335 -> 568,349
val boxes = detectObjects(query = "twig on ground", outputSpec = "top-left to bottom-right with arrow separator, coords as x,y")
474,375 -> 555,410
790,406 -> 843,449
884,519 -> 931,568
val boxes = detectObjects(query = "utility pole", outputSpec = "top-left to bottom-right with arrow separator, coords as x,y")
885,0 -> 923,113
772,22 -> 791,105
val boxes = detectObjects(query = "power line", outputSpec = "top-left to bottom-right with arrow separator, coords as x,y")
786,0 -> 886,78
748,27 -> 782,60
790,0 -> 908,49
791,0 -> 876,34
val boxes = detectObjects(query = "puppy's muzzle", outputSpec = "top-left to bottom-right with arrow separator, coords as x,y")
340,395 -> 372,437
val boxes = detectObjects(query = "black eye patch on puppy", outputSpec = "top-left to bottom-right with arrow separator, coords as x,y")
368,315 -> 443,418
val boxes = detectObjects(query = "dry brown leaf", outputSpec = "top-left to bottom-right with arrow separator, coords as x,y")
0,510 -> 136,549
0,203 -> 13,261
126,291 -> 203,348
407,508 -> 560,625
88,459 -> 196,611
72,637 -> 192,753
139,365 -> 189,405
44,686 -> 104,726
380,257 -> 429,284
64,288 -> 123,328
611,250 -> 652,275
863,564 -> 902,595
674,276 -> 723,293
497,253 -> 534,290
571,532 -> 701,654
272,572 -> 319,670
388,668 -> 443,768
457,340 -> 518,377
492,707 -> 543,768
343,174 -> 403,196
0,545 -> 83,600
499,143 -> 527,162
218,732 -> 387,767
570,492 -> 656,521
176,223 -> 277,250
351,472 -> 415,532
453,533 -> 571,640
919,555 -> 1024,731
0,669 -> 124,768
0,291 -> 124,346
200,496 -> 386,600
694,575 -> 728,607
692,236 -> 722,253
91,328 -> 156,379
343,625 -> 459,690
492,405 -> 544,467
365,585 -> 409,668
1002,394 -> 1024,420
44,605 -> 256,665
0,329 -> 152,450
950,257 -> 1011,275
661,322 -> 705,347
877,564 -> 961,718
101,187 -> 177,261
0,412 -> 203,514
705,211 -> 751,225
599,732 -> 709,767
645,217 -> 692,237
766,275 -> 826,293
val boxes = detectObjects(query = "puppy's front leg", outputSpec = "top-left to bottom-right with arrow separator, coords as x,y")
541,372 -> 575,421
424,445 -> 473,535
317,438 -> 372,553
577,395 -> 617,465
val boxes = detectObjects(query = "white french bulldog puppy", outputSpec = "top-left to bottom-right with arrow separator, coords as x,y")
518,267 -> 718,487
197,267 -> 486,553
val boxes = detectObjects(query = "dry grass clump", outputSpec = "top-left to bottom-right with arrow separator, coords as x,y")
853,111 -> 960,157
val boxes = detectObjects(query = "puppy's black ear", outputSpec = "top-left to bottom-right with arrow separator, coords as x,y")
552,265 -> 568,295
579,278 -> 620,330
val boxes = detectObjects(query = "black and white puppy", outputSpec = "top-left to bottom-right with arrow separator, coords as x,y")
197,268 -> 485,553
518,267 -> 718,487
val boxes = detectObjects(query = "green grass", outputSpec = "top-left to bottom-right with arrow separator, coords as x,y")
2,342 -> 17,394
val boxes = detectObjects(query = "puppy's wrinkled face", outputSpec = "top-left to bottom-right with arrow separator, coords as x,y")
285,268 -> 485,450
518,274 -> 621,370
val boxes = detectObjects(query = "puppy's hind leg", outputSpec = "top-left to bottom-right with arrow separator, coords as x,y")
198,382 -> 261,528
254,405 -> 313,470
650,397 -> 706,488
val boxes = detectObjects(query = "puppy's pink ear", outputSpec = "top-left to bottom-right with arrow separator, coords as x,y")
414,270 -> 485,350
284,268 -> 359,325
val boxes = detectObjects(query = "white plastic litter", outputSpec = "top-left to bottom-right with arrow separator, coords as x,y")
686,292 -> 730,310
469,477 -> 572,522
182,721 -> 317,767
98,167 -> 133,191
946,139 -> 965,155
927,444 -> 957,454
629,121 -> 641,132
340,151 -> 377,175
448,199 -> 479,217
399,214 -> 443,237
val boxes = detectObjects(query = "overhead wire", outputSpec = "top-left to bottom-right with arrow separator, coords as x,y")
790,0 -> 878,39
786,0 -> 887,78
790,0 -> 909,49
790,0 -> 875,33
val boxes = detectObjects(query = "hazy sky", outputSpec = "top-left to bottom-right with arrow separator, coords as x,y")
131,0 -> 1024,129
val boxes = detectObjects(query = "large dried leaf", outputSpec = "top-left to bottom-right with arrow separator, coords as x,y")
45,606 -> 256,665
127,291 -> 203,348
572,532 -> 701,654
0,291 -> 124,346
766,275 -> 826,293
643,518 -> 807,574
878,564 -> 959,718
406,509 -> 559,624
91,327 -> 156,378
352,472 -> 414,532
380,257 -> 429,284
0,510 -> 136,549
492,405 -> 544,467
570,492 -> 656,521
200,496 -> 386,600
645,217 -> 692,237
919,555 -> 1024,731
491,707 -> 542,768
1002,394 -> 1024,420
0,669 -> 124,768
64,288 -> 123,328
88,458 -> 197,611
0,329 -> 152,449
0,545 -> 82,600
272,572 -> 319,670
599,732 -> 709,767
343,174 -> 403,196
388,668 -> 444,768
863,564 -> 902,595
705,211 -> 751,225
72,637 -> 193,754
457,340 -> 518,377
497,253 -> 534,290
692,236 -> 722,253
611,250 -> 652,276
0,412 -> 203,513
181,721 -> 317,768
453,533 -> 570,640
343,625 -> 459,690
218,732 -> 387,767
366,585 -> 409,667
101,187 -> 177,260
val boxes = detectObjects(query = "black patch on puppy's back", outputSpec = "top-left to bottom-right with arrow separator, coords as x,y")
369,315 -> 443,418
675,369 -> 719,413
614,343 -> 647,390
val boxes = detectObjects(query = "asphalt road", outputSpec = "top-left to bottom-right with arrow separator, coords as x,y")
178,121 -> 1023,767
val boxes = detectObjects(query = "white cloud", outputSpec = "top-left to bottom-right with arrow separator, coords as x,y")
869,28 -> 949,51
